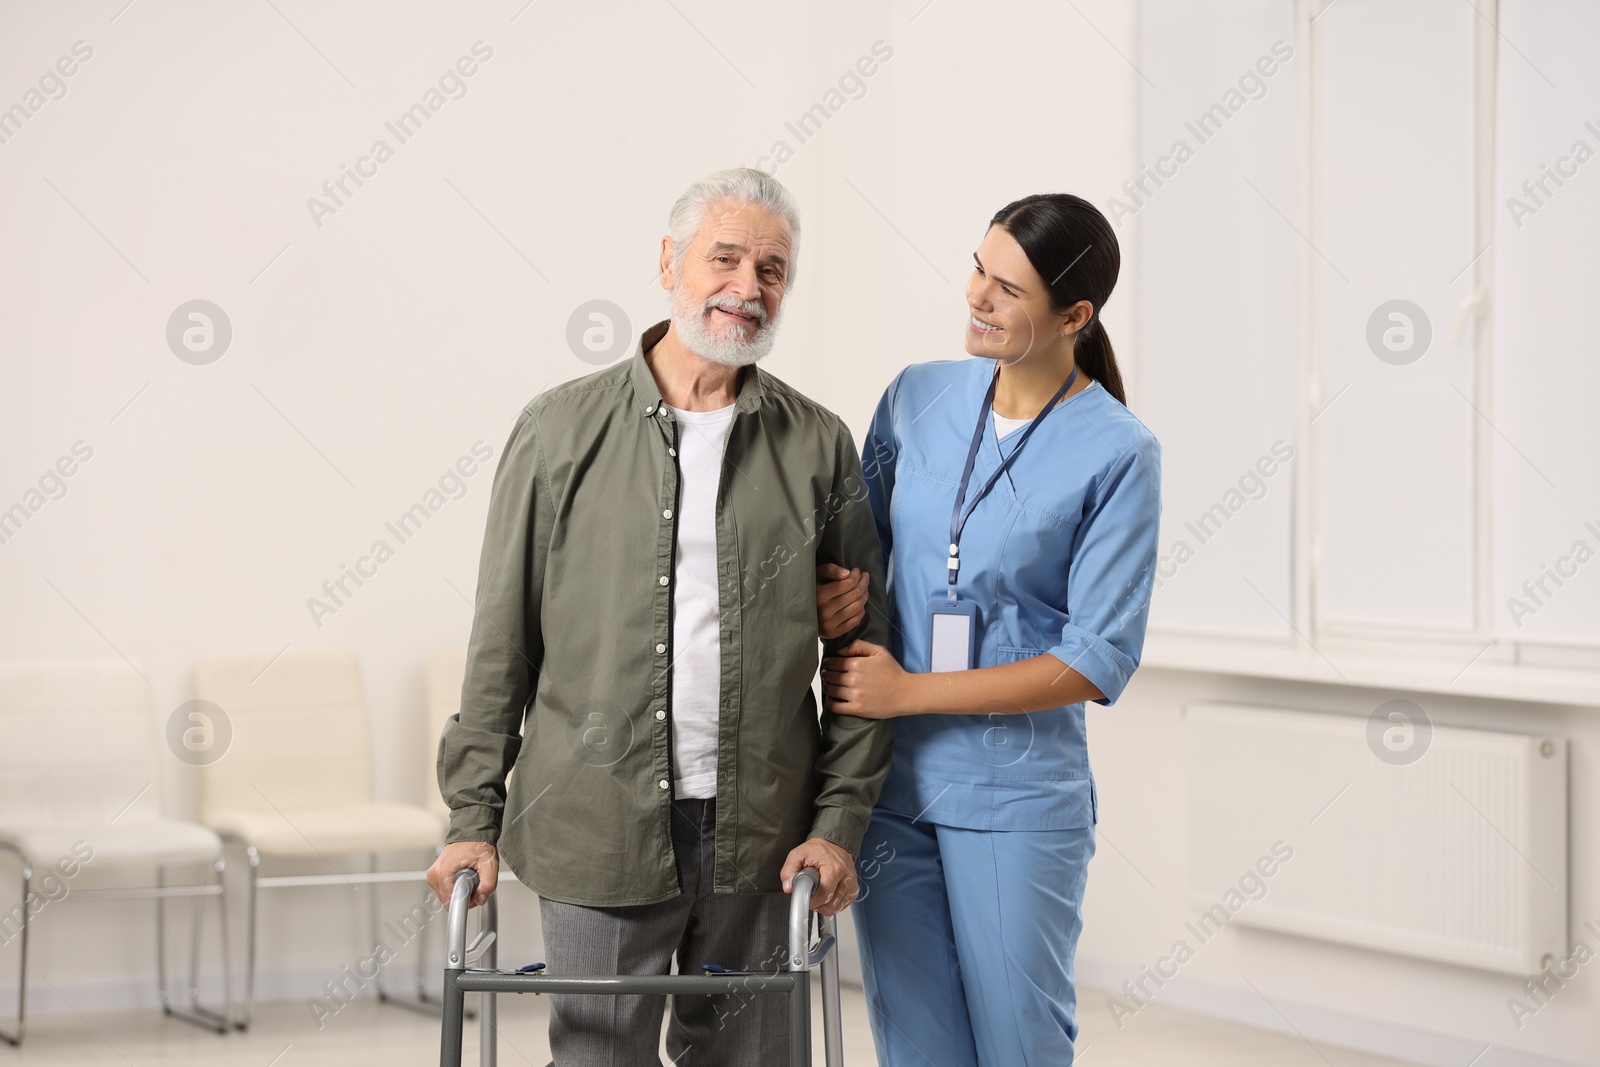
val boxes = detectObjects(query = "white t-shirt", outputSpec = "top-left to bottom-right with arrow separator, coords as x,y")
666,402 -> 737,798
995,412 -> 1030,440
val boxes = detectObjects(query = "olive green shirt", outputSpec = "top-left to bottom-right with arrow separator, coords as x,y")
437,320 -> 893,906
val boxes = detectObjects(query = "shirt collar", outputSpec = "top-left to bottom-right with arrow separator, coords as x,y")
628,319 -> 767,417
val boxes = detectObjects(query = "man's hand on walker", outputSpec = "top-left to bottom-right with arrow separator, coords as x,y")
780,837 -> 859,916
428,840 -> 500,908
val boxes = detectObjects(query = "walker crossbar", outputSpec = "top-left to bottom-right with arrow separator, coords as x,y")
438,866 -> 845,1067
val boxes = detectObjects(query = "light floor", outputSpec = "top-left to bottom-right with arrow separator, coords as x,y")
0,985 -> 1421,1066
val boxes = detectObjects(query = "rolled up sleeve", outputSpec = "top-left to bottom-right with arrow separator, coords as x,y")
1046,430 -> 1162,707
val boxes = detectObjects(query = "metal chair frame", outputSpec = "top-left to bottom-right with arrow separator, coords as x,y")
0,841 -> 234,1045
217,832 -> 446,1030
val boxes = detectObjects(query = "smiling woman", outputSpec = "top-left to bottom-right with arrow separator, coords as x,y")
819,193 -> 1161,1067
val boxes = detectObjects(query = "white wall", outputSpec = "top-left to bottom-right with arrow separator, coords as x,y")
1088,2 -> 1600,1065
0,0 -> 1138,1024
4,3 -> 1598,1065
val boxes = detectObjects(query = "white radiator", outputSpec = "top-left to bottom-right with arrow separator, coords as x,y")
1185,702 -> 1567,975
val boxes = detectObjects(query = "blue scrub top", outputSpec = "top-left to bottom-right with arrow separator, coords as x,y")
861,358 -> 1163,831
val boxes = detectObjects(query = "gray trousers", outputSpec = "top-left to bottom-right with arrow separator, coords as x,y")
539,798 -> 791,1067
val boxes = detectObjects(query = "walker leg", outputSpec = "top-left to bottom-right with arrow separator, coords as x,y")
789,967 -> 812,1067
819,915 -> 843,1067
440,967 -> 466,1067
783,868 -> 822,1067
479,892 -> 496,1067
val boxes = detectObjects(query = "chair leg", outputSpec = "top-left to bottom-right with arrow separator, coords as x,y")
187,861 -> 204,1004
368,852 -> 455,1019
212,834 -> 259,1031
156,860 -> 230,1034
237,843 -> 259,1031
367,852 -> 383,1003
415,881 -> 431,1002
180,858 -> 234,1031
215,857 -> 236,1030
0,849 -> 31,1046
155,865 -> 168,1013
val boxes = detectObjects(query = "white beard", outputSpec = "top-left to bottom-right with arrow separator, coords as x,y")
671,286 -> 782,368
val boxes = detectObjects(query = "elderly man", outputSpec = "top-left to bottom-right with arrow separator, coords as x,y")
428,168 -> 891,1065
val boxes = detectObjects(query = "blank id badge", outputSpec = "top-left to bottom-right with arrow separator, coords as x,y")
927,597 -> 978,672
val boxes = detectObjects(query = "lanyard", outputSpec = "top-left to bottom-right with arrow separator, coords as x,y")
946,364 -> 1078,600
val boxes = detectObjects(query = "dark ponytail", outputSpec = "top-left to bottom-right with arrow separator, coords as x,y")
990,193 -> 1127,407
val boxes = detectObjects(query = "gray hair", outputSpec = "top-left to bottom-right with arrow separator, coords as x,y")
667,168 -> 802,288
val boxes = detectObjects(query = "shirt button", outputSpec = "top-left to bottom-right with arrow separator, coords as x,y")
644,404 -> 656,415
668,447 -> 677,457
663,509 -> 673,519
658,779 -> 669,790
655,709 -> 666,720
658,575 -> 669,586
655,642 -> 666,654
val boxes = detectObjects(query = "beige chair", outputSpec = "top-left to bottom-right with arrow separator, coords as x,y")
0,660 -> 232,1044
193,651 -> 444,1028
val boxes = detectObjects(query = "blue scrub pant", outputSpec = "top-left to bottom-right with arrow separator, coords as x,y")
852,806 -> 1095,1067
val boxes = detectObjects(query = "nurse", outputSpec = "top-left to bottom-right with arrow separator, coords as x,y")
818,192 -> 1161,1066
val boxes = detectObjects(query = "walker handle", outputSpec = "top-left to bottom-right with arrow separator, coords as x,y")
786,867 -> 819,971
446,868 -> 478,968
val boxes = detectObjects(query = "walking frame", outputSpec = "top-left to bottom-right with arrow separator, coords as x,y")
439,867 -> 846,1066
